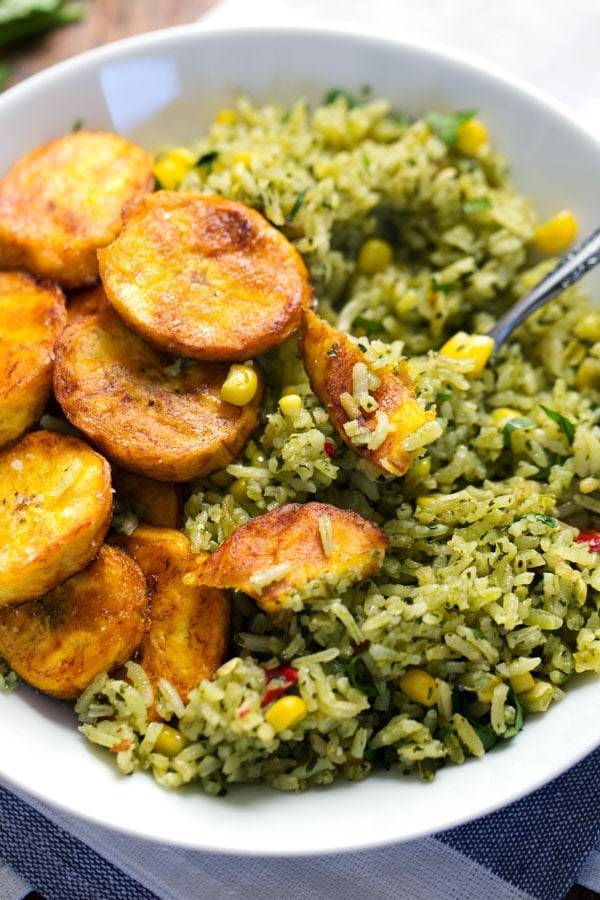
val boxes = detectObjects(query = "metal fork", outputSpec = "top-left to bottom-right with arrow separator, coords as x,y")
487,227 -> 600,348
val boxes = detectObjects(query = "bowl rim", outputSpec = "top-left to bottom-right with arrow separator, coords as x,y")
2,20 -> 600,855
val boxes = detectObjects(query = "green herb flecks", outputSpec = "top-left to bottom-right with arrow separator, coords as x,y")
323,88 -> 361,108
463,196 -> 492,214
540,405 -> 575,443
515,514 -> 559,528
0,61 -> 9,90
352,316 -> 384,336
502,417 -> 534,448
196,150 -> 219,169
71,117 -> 84,132
436,392 -> 452,406
503,688 -> 525,739
287,189 -> 308,223
424,109 -> 476,145
343,649 -> 378,700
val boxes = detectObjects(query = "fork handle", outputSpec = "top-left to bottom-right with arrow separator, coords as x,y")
487,227 -> 600,348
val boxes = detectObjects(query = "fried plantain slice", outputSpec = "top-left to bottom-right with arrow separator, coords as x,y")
0,431 -> 112,606
0,546 -> 147,699
113,526 -> 230,708
300,310 -> 435,477
0,271 -> 67,449
0,131 -> 154,288
98,192 -> 312,361
112,468 -> 182,529
67,284 -> 108,322
197,502 -> 388,615
54,304 -> 263,482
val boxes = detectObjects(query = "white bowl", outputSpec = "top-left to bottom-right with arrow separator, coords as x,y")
2,22 -> 600,856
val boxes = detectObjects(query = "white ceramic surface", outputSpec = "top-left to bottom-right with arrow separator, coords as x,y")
1,23 -> 600,856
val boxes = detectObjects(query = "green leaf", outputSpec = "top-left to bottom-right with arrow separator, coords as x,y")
431,278 -> 453,295
502,417 -> 534,448
353,316 -> 384,335
0,2 -> 84,49
540,405 -> 575,443
287,189 -> 308,222
503,688 -> 525,739
515,513 -> 558,528
528,451 -> 558,482
323,88 -> 360,108
71,117 -> 84,132
196,150 -> 219,169
343,651 -> 378,700
436,392 -> 452,405
463,196 -> 492,214
424,109 -> 476,145
0,61 -> 9,89
470,721 -> 498,752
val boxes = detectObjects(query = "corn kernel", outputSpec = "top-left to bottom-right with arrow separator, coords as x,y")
575,313 -> 600,343
389,399 -> 432,442
232,151 -> 253,166
230,478 -> 248,503
510,671 -> 536,694
576,358 -> 600,390
220,364 -> 258,406
153,147 -> 195,190
439,331 -> 495,375
216,108 -> 238,124
456,118 -> 488,155
399,668 -> 437,706
154,724 -> 189,758
264,695 -> 308,732
357,238 -> 393,274
279,393 -> 303,416
520,681 -> 554,712
491,407 -> 522,428
477,674 -> 502,703
534,210 -> 578,254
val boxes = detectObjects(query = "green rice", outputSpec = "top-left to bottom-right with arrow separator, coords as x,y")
45,94 -> 600,792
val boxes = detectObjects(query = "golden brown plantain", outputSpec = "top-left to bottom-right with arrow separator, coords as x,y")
0,430 -> 112,606
113,526 -> 230,709
0,271 -> 67,449
98,192 -> 312,361
300,310 -> 435,476
0,131 -> 154,287
0,546 -> 147,699
53,304 -> 263,482
67,284 -> 108,322
112,468 -> 182,529
197,501 -> 388,614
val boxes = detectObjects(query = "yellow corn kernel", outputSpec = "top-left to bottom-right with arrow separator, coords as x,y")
399,668 -> 438,707
389,399 -> 432,442
153,147 -> 196,190
154,725 -> 189,758
476,674 -> 502,703
534,210 -> 578,254
439,331 -> 495,376
510,671 -> 536,694
230,478 -> 248,503
216,108 -> 238,124
491,407 -> 522,428
519,681 -> 554,712
264,695 -> 308,732
211,470 -> 234,488
357,238 -> 393,274
220,364 -> 258,406
456,118 -> 488,155
279,393 -> 303,416
232,151 -> 253,166
576,358 -> 600,390
575,313 -> 600,343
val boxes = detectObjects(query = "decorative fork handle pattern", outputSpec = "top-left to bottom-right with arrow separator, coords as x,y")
487,227 -> 600,348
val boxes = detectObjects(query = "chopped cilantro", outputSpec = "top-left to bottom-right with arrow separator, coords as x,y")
503,688 -> 525,739
540,405 -> 575,443
424,109 -> 476,145
196,150 -> 219,169
0,62 -> 9,90
353,316 -> 384,335
502,417 -> 534,448
463,196 -> 492,214
71,117 -> 84,132
431,278 -> 453,295
515,514 -> 558,528
436,392 -> 452,405
323,88 -> 360,108
343,650 -> 378,700
287,189 -> 308,222
470,721 -> 498,752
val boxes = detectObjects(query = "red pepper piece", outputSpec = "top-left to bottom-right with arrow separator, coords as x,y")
575,531 -> 600,552
324,441 -> 336,459
261,664 -> 298,707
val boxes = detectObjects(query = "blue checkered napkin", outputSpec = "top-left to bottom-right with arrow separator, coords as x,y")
2,745 -> 600,900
